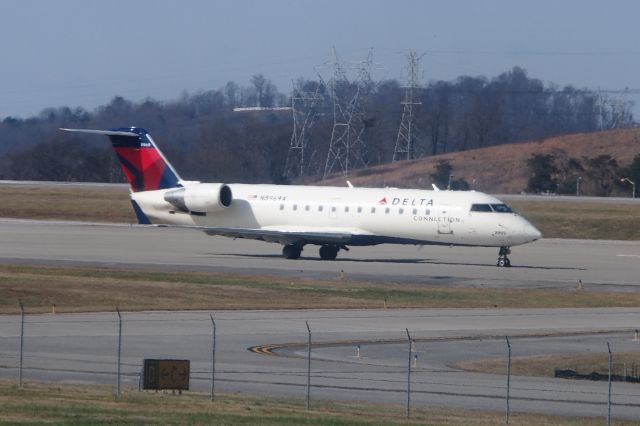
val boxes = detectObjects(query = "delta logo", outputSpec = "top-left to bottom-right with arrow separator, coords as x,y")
377,196 -> 434,206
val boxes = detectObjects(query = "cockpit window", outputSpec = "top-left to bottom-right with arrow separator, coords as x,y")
490,204 -> 513,213
471,203 -> 514,213
470,204 -> 493,212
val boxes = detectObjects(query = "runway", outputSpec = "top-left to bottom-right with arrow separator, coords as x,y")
0,219 -> 638,290
1,308 -> 640,419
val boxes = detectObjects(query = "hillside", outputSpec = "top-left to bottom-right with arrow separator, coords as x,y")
321,128 -> 640,194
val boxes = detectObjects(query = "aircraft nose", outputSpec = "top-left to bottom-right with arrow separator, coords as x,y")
524,222 -> 542,241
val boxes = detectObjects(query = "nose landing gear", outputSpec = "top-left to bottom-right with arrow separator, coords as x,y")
497,246 -> 511,267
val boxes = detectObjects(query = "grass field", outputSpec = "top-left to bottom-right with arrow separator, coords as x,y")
1,183 -> 639,240
508,199 -> 640,241
0,381 -> 632,425
456,351 -> 640,380
2,264 -> 640,314
0,184 -> 134,223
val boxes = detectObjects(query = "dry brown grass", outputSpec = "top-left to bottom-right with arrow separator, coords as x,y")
321,128 -> 640,194
3,264 -> 640,314
0,380 -> 631,425
0,184 -> 134,222
508,199 -> 640,240
456,352 -> 640,379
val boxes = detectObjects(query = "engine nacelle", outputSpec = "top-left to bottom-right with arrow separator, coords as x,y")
164,183 -> 232,213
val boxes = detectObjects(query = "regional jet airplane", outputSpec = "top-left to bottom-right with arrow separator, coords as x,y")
61,127 -> 541,267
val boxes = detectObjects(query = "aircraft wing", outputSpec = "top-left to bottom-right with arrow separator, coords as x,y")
202,226 -> 353,245
156,224 -> 359,245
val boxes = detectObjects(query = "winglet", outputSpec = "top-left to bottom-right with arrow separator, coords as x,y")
346,180 -> 354,188
432,184 -> 441,191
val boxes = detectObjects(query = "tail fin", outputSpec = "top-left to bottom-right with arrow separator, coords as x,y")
61,127 -> 181,192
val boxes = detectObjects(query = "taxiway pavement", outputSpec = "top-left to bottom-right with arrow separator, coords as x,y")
1,308 -> 640,419
0,219 -> 638,291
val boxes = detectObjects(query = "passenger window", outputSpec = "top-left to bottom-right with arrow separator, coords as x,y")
305,205 -> 310,211
357,207 -> 362,213
412,208 -> 417,215
398,208 -> 404,214
371,207 -> 376,213
293,204 -> 297,211
470,204 -> 493,212
331,206 -> 336,212
318,206 -> 323,212
344,206 -> 349,213
385,207 -> 390,214
279,204 -> 284,210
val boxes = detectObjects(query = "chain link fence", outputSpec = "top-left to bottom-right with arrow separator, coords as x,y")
2,305 -> 640,423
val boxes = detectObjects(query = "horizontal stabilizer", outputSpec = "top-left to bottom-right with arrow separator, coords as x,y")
60,128 -> 140,137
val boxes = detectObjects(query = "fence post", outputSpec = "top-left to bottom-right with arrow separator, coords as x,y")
406,328 -> 412,419
210,314 -> 216,401
116,307 -> 122,396
505,336 -> 511,424
305,321 -> 311,410
18,301 -> 25,388
607,342 -> 612,426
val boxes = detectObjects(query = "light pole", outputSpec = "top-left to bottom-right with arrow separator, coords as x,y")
620,177 -> 636,198
210,315 -> 216,402
505,336 -> 511,424
576,176 -> 582,196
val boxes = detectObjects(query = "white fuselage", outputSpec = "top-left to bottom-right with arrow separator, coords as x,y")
132,183 -> 542,248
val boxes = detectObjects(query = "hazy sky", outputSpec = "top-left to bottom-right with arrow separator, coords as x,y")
2,0 -> 640,118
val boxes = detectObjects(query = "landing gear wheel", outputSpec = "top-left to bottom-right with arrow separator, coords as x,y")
497,246 -> 512,268
282,244 -> 303,259
319,245 -> 339,260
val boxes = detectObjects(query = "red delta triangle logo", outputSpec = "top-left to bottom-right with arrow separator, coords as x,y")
378,197 -> 387,205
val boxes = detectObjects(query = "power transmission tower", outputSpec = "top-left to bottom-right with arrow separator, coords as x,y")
323,48 -> 373,178
393,51 -> 424,162
283,81 -> 324,180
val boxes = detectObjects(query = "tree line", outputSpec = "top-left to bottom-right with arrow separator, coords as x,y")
0,67 -> 633,185
526,152 -> 640,197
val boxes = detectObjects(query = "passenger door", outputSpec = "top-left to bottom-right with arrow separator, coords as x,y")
437,209 -> 453,234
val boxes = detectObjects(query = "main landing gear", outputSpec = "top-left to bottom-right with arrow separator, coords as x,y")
497,246 -> 511,267
282,244 -> 303,259
319,245 -> 339,260
282,244 -> 345,260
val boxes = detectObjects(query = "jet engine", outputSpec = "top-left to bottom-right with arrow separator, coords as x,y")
164,183 -> 232,213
